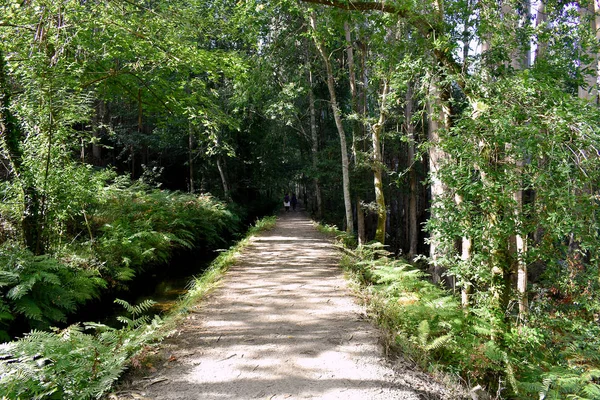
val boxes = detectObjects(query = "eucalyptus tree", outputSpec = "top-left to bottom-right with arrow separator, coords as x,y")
308,10 -> 354,233
578,0 -> 599,102
299,0 -> 600,338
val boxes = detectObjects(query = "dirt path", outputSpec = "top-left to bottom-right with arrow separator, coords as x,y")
117,211 -> 457,399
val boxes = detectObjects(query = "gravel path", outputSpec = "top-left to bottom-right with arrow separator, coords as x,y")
115,211 -> 460,400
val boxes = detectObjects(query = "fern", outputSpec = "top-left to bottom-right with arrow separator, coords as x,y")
114,298 -> 157,329
412,320 -> 453,353
0,318 -> 165,400
0,245 -> 105,330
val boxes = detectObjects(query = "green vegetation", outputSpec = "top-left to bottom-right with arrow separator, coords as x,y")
326,228 -> 600,399
1,0 -> 600,398
0,299 -> 164,400
0,175 -> 241,339
0,215 -> 277,400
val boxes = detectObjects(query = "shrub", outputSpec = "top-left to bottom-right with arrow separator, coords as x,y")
0,243 -> 105,339
0,305 -> 164,400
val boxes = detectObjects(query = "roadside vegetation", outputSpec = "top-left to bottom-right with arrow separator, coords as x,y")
0,214 -> 277,400
317,224 -> 600,400
0,172 -> 242,340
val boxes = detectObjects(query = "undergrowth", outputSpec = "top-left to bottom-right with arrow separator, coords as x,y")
0,299 -> 163,400
0,178 -> 240,338
0,215 -> 277,400
321,224 -> 600,400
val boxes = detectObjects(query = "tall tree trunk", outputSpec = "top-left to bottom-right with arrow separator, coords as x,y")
188,121 -> 195,193
513,163 -> 528,317
504,2 -> 531,319
578,0 -> 600,102
344,21 -> 366,244
405,83 -> 419,259
427,72 -> 451,283
372,79 -> 389,244
455,192 -> 473,307
502,1 -> 531,70
216,157 -> 231,201
535,1 -> 547,61
310,13 -> 353,233
92,100 -> 104,165
308,66 -> 322,218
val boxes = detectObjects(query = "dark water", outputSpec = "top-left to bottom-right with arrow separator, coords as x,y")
71,250 -> 213,328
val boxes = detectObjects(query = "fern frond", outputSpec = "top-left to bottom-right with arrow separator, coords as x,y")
425,334 -> 453,352
114,298 -> 156,316
581,382 -> 600,399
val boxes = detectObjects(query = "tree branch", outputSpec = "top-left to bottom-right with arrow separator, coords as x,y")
301,0 -> 404,15
300,0 -> 465,90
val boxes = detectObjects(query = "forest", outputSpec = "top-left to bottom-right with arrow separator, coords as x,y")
1,0 -> 600,398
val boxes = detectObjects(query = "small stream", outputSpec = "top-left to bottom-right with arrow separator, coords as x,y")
71,249 -> 214,328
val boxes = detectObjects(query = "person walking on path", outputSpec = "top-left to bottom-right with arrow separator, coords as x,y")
283,193 -> 290,212
291,193 -> 298,211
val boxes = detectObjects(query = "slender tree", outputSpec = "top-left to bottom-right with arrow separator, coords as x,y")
309,11 -> 354,233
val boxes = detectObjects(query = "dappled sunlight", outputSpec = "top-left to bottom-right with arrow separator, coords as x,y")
128,211 -> 428,399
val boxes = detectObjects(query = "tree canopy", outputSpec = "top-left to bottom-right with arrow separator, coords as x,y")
2,0 -> 600,398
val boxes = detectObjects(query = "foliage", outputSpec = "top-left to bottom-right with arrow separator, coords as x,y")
247,216 -> 278,236
114,298 -> 157,329
340,236 -> 600,398
0,214 -> 276,400
316,223 -> 357,249
0,243 -> 105,338
0,315 -> 164,400
91,181 -> 240,283
0,174 -> 241,337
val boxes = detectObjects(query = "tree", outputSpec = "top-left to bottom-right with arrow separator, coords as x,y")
309,11 -> 354,233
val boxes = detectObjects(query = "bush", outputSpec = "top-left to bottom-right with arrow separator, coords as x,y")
89,182 -> 241,283
0,243 -> 106,339
0,302 -> 164,400
339,241 -> 600,399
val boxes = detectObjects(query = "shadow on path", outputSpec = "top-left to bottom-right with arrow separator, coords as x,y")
117,211 -> 454,400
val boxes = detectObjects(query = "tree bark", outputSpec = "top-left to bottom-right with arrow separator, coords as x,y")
188,121 -> 195,193
310,12 -> 354,233
578,0 -> 600,102
505,2 -> 530,318
216,157 -> 231,201
308,63 -> 322,218
427,72 -> 451,283
455,192 -> 472,307
344,21 -> 366,244
513,170 -> 528,317
534,1 -> 547,61
405,83 -> 419,259
372,78 -> 389,244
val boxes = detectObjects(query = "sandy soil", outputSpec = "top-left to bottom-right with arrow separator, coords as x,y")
112,211 -> 463,400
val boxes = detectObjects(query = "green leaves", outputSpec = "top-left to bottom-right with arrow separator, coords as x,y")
86,181 -> 240,287
0,317 -> 165,400
0,244 -> 106,332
